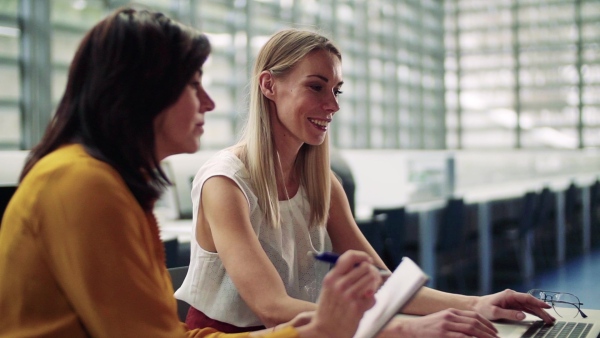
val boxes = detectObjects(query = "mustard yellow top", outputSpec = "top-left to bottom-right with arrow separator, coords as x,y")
0,144 -> 299,338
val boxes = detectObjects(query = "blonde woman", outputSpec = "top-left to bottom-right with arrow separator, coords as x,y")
178,29 -> 555,337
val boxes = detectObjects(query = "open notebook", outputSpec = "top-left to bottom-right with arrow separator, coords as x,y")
353,256 -> 428,338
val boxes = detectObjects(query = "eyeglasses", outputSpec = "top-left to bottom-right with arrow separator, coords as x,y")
527,289 -> 588,318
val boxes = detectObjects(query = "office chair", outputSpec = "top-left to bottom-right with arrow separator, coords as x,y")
591,180 -> 600,248
0,186 -> 17,228
331,149 -> 356,217
564,183 -> 583,259
492,191 -> 539,290
163,237 -> 180,268
167,266 -> 191,322
435,197 -> 474,294
492,188 -> 555,290
565,183 -> 580,226
372,206 -> 418,270
356,216 -> 386,260
531,187 -> 557,270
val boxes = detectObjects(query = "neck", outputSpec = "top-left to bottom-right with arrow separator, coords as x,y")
277,155 -> 294,181
276,150 -> 299,200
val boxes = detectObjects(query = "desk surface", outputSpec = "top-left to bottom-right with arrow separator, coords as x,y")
456,173 -> 598,204
355,198 -> 447,221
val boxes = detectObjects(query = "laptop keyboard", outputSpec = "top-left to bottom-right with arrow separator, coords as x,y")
521,321 -> 594,338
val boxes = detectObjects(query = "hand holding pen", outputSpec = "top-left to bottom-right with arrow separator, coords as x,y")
310,251 -> 392,277
310,250 -> 381,338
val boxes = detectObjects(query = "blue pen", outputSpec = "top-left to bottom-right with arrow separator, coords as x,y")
310,251 -> 392,277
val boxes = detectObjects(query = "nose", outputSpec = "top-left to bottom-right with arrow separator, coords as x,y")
324,91 -> 340,113
199,87 -> 215,112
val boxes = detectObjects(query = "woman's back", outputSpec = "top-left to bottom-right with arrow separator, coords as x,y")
0,144 -> 182,337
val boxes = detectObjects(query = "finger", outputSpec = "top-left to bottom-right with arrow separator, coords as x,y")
520,294 -> 555,324
321,257 -> 376,300
445,317 -> 497,338
289,311 -> 314,327
452,310 -> 498,334
502,293 -> 555,324
521,305 -> 555,324
445,322 -> 498,338
511,292 -> 552,310
331,261 -> 378,296
342,263 -> 380,298
318,269 -> 377,327
490,307 -> 527,321
330,250 -> 373,276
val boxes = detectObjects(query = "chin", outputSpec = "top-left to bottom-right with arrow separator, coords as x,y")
306,137 -> 326,146
181,142 -> 200,154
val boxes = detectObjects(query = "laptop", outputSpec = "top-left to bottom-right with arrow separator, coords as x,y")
495,310 -> 600,338
393,309 -> 600,338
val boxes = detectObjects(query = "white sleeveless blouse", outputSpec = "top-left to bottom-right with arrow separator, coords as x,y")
174,150 -> 332,327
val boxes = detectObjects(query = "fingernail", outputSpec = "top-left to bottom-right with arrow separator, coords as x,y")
516,312 -> 525,320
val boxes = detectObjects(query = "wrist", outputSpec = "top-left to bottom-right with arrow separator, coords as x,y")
465,295 -> 481,312
438,291 -> 479,312
377,317 -> 412,338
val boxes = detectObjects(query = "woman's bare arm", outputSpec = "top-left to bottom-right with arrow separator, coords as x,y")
199,176 -> 317,327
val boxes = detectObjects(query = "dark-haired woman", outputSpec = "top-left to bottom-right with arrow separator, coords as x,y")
0,8 -> 379,338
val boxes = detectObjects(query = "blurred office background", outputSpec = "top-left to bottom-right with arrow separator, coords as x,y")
1,0 -> 600,306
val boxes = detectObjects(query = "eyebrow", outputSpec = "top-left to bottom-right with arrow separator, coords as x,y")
307,74 -> 344,87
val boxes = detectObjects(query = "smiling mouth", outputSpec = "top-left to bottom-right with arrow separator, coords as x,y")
308,118 -> 330,130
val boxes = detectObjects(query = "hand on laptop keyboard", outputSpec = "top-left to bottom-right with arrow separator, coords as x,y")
472,289 -> 556,325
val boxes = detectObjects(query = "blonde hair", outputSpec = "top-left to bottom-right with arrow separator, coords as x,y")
237,28 -> 341,229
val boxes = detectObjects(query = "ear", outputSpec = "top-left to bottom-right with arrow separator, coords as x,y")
259,70 -> 275,99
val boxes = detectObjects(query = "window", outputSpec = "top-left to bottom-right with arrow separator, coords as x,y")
8,0 -> 446,150
0,1 -> 20,149
446,0 -> 600,149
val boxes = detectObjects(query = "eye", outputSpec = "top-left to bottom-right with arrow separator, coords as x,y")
334,89 -> 343,97
189,81 -> 201,91
310,85 -> 323,92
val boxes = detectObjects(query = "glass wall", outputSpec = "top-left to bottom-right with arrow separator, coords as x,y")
0,1 -> 20,148
2,0 -> 597,151
0,0 -> 106,149
445,0 -> 600,149
0,0 -> 445,150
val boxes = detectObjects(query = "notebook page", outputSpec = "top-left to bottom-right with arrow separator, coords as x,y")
353,257 -> 428,338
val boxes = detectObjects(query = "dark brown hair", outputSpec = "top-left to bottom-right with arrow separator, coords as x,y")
20,7 -> 211,211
